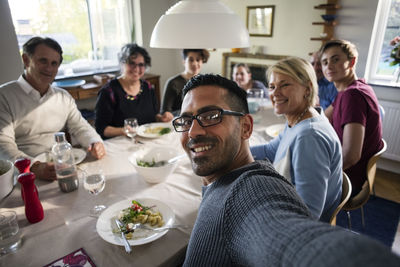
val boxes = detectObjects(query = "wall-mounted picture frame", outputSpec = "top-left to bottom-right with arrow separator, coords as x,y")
246,5 -> 275,37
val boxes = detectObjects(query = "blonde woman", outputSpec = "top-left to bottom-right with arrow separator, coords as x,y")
251,57 -> 342,222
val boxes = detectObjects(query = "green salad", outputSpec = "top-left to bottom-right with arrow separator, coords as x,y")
136,159 -> 165,167
115,200 -> 165,239
159,127 -> 171,135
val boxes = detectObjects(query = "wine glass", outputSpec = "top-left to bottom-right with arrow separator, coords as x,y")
83,169 -> 106,217
124,118 -> 139,141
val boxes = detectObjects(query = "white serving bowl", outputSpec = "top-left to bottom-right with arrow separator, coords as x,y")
128,147 -> 181,183
0,160 -> 14,200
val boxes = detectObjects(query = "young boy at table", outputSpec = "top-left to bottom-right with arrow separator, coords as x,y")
172,74 -> 400,266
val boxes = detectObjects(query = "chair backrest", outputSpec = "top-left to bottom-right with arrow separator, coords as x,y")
330,172 -> 352,225
366,139 -> 387,193
379,105 -> 385,122
343,138 -> 387,211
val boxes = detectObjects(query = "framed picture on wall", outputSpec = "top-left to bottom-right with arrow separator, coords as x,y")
246,5 -> 275,37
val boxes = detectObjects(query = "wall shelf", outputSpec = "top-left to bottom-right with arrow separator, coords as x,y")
314,4 -> 340,10
311,0 -> 340,45
310,37 -> 333,41
312,21 -> 337,26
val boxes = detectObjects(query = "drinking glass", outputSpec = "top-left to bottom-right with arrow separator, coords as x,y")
124,118 -> 139,141
247,88 -> 264,123
247,88 -> 264,99
0,211 -> 21,256
83,169 -> 106,217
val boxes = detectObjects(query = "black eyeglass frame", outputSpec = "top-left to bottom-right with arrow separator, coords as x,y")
172,108 -> 245,132
124,60 -> 146,69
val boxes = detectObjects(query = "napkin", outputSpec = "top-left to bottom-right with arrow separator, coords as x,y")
43,248 -> 96,267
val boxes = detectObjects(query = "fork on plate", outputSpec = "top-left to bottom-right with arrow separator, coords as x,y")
132,223 -> 190,231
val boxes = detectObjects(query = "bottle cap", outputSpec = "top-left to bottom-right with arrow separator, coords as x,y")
54,132 -> 66,143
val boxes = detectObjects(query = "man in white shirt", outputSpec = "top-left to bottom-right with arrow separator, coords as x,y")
0,36 -> 105,180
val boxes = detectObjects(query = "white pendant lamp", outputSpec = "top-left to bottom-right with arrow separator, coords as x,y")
150,0 -> 250,49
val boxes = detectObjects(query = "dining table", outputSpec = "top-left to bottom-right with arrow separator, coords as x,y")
0,104 -> 285,267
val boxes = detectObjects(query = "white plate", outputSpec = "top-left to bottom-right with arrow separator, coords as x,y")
265,124 -> 286,138
137,122 -> 174,138
35,148 -> 87,164
96,198 -> 175,246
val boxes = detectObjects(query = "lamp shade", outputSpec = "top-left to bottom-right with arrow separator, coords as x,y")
150,0 -> 250,49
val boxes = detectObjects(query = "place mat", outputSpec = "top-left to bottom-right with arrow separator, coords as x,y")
43,248 -> 96,267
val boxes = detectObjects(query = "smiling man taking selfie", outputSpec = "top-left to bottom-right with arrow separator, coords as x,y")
174,74 -> 400,266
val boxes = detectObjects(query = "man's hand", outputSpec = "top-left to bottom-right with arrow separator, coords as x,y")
30,161 -> 56,181
88,142 -> 106,159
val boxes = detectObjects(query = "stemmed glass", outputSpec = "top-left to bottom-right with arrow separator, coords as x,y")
83,169 -> 106,217
124,118 -> 139,142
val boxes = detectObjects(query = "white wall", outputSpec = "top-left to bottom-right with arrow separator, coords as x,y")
139,0 -> 182,93
202,0 -> 323,75
0,1 -> 23,84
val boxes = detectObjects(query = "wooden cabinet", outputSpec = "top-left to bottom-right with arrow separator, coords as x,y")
311,0 -> 341,44
67,82 -> 100,100
63,73 -> 161,109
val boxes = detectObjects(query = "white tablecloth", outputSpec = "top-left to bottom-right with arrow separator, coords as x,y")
0,107 -> 284,266
0,131 -> 203,266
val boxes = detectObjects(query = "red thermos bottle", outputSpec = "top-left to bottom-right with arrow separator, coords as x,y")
18,172 -> 44,223
14,158 -> 39,201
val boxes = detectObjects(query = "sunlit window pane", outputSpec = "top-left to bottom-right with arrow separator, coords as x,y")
377,0 -> 400,76
8,0 -> 133,78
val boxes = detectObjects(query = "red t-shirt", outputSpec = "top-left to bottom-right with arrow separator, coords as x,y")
331,79 -> 383,194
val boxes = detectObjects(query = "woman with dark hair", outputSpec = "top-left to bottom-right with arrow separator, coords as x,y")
95,43 -> 173,139
161,49 -> 210,115
320,39 -> 383,195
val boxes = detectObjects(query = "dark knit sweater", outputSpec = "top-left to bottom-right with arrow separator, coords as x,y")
160,74 -> 186,115
183,160 -> 400,266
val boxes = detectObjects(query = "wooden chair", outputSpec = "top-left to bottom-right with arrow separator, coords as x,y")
330,172 -> 352,226
379,104 -> 385,122
342,139 -> 387,229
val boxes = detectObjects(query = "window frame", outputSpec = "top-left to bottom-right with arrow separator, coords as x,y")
8,0 -> 140,80
365,0 -> 399,87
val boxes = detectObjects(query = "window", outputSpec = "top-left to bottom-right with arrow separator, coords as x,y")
365,0 -> 400,86
8,0 -> 135,79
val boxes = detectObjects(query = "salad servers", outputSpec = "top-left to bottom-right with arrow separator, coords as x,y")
153,154 -> 187,167
115,219 -> 132,253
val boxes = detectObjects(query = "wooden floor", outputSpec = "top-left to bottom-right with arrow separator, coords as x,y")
373,169 -> 400,255
374,169 -> 400,203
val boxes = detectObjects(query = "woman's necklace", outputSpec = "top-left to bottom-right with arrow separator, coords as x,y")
290,107 -> 309,127
120,78 -> 141,100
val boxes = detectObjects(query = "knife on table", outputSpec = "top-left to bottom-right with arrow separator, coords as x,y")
115,219 -> 132,253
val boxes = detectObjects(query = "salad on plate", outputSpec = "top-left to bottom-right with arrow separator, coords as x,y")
114,200 -> 165,240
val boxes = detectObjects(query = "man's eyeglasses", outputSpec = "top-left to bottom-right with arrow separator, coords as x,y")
125,60 -> 146,69
172,108 -> 245,132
